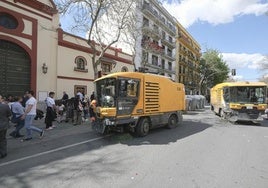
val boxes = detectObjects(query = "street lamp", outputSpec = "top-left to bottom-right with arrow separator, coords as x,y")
42,63 -> 48,74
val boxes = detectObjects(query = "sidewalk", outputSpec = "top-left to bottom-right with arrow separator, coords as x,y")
6,118 -> 93,151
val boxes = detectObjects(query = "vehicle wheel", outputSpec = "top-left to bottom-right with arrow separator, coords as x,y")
136,117 -> 150,137
167,114 -> 178,129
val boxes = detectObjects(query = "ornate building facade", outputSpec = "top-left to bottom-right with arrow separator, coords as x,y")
0,0 -> 134,100
176,22 -> 201,94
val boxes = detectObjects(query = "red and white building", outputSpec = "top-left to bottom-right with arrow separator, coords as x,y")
0,0 -> 134,100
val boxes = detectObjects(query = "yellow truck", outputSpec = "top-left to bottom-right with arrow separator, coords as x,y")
93,72 -> 185,136
210,82 -> 267,123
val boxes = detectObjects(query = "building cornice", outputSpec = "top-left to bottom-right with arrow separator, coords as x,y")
148,0 -> 177,24
13,0 -> 58,16
2,0 -> 54,20
57,29 -> 133,65
177,21 -> 200,50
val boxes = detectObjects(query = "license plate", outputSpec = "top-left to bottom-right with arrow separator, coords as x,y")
246,106 -> 253,109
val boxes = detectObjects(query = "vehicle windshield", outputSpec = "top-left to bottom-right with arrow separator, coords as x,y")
95,78 -> 116,107
228,86 -> 266,104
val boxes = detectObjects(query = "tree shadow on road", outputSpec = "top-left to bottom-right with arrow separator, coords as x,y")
0,117 -> 211,187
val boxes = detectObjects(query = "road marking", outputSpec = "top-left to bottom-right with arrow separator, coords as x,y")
0,135 -> 111,167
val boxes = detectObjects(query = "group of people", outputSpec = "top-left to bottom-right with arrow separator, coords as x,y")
0,89 -> 98,159
62,91 -> 97,126
0,91 -> 45,159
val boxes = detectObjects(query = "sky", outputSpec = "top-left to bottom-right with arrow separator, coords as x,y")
59,0 -> 268,82
162,0 -> 268,81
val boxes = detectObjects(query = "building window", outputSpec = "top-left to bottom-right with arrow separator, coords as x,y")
161,59 -> 165,69
121,66 -> 128,72
162,45 -> 165,52
142,50 -> 148,63
0,13 -> 18,29
153,24 -> 158,31
168,36 -> 172,43
162,31 -> 166,39
152,55 -> 158,66
168,62 -> 172,71
74,56 -> 88,72
167,48 -> 172,57
143,17 -> 149,27
102,62 -> 112,73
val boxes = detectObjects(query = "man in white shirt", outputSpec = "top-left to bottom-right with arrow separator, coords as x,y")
21,90 -> 44,141
45,92 -> 56,130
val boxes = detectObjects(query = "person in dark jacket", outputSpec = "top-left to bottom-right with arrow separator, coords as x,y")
62,91 -> 69,100
72,95 -> 82,125
21,91 -> 29,107
0,94 -> 12,158
90,92 -> 95,101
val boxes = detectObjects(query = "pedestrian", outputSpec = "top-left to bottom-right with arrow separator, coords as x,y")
82,97 -> 89,122
90,91 -> 95,101
62,91 -> 69,100
65,98 -> 74,123
72,95 -> 82,125
56,100 -> 65,123
89,100 -> 97,131
76,90 -> 84,101
21,91 -> 29,107
0,94 -> 12,158
45,92 -> 57,130
9,96 -> 25,138
21,90 -> 44,141
6,94 -> 15,109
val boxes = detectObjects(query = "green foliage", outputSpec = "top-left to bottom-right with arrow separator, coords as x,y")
199,49 -> 229,93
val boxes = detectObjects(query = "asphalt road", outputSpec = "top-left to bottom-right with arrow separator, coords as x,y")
0,107 -> 268,188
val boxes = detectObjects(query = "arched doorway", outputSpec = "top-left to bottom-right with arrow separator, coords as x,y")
0,40 -> 31,97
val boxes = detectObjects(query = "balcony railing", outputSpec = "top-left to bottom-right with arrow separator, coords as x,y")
163,51 -> 175,61
161,38 -> 176,49
142,40 -> 164,55
142,26 -> 161,40
145,63 -> 175,74
142,4 -> 176,35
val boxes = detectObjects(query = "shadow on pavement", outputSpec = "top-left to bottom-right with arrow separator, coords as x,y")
234,120 -> 268,127
0,113 -> 212,188
108,120 -> 212,146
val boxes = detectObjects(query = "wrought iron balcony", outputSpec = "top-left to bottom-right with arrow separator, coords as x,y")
142,4 -> 176,36
142,25 -> 161,40
161,38 -> 176,49
163,51 -> 176,61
